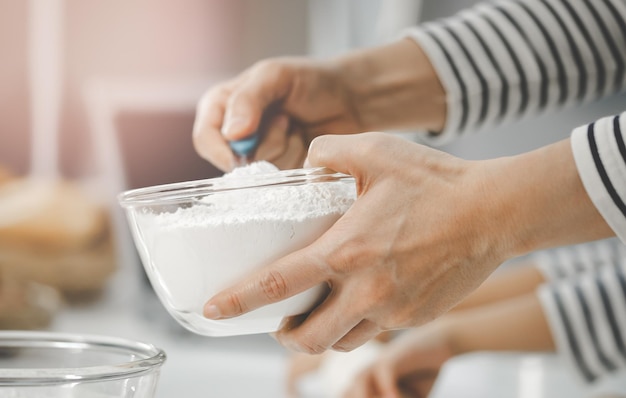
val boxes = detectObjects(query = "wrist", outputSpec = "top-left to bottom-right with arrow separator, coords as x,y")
331,39 -> 446,132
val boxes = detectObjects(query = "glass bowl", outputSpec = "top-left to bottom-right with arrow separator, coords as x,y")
119,166 -> 356,336
0,330 -> 166,397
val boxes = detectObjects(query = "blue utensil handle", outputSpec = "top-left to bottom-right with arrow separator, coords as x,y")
229,134 -> 259,156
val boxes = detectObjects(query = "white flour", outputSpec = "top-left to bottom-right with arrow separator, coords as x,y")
134,162 -> 355,336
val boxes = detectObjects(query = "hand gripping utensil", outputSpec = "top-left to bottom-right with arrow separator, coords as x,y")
229,134 -> 259,167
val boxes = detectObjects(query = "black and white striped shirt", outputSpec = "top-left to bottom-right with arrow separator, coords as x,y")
406,0 -> 626,383
535,240 -> 626,382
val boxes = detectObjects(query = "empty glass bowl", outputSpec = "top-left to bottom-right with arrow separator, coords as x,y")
119,166 -> 356,337
0,331 -> 166,397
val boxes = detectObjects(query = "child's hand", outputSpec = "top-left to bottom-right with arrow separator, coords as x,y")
344,320 -> 455,398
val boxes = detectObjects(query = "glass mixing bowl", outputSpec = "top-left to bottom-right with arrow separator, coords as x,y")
0,331 -> 166,397
119,166 -> 356,337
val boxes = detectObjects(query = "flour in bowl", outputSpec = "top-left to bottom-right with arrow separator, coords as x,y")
131,162 -> 355,336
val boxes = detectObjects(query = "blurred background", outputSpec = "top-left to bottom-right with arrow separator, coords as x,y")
1,1 -> 626,397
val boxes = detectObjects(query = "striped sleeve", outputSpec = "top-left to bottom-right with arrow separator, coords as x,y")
534,238 -> 625,280
405,0 -> 626,144
572,112 -> 626,244
538,258 -> 626,382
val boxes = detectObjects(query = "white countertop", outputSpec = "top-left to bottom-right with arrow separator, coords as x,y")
50,262 -> 626,398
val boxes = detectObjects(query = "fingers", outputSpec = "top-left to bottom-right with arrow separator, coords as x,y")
254,114 -> 290,162
275,289 -> 362,354
193,84 -> 236,171
204,247 -> 329,320
194,61 -> 295,170
222,62 -> 293,141
346,365 -> 435,398
345,365 -> 400,398
399,372 -> 439,398
305,132 -> 391,178
343,371 -> 377,398
271,127 -> 308,170
374,366 -> 402,398
332,320 -> 380,352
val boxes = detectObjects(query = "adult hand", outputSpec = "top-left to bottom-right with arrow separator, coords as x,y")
193,39 -> 445,171
203,132 -> 611,354
193,57 -> 361,171
204,132 -> 509,352
344,322 -> 454,398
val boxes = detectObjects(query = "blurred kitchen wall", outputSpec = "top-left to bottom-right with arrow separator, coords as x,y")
59,0 -> 238,181
0,0 -> 308,185
2,0 -> 625,184
0,1 -> 30,176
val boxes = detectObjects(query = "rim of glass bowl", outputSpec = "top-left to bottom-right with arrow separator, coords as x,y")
118,167 -> 355,208
0,331 -> 166,386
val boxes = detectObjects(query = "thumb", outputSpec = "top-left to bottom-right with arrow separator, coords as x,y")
305,132 -> 388,178
222,62 -> 293,140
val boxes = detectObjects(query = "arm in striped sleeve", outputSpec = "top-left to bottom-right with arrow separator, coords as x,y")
534,238 -> 624,280
405,0 -> 626,144
507,112 -> 626,382
538,260 -> 626,382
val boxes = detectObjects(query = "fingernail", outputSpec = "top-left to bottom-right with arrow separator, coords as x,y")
222,116 -> 248,138
303,157 -> 311,168
204,304 -> 221,319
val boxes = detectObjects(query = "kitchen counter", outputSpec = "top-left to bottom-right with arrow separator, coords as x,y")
52,280 -> 288,398
51,262 -> 626,397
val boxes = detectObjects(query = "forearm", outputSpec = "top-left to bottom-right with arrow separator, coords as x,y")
332,39 -> 446,133
482,138 -> 614,259
448,292 -> 554,354
451,264 -> 545,313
